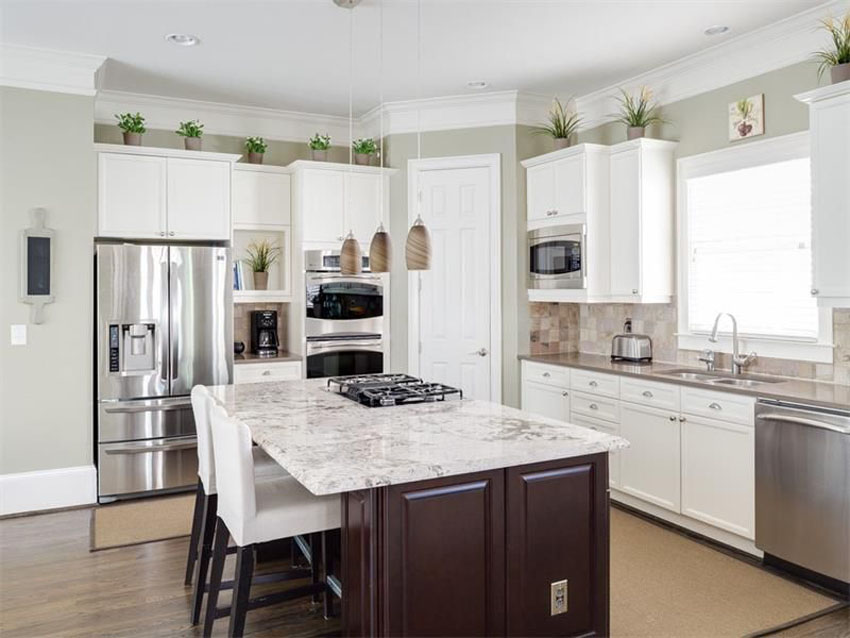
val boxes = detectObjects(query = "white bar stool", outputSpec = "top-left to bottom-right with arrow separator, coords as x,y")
206,402 -> 341,637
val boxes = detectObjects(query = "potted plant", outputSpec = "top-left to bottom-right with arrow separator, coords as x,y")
115,112 -> 146,146
244,239 -> 281,290
245,136 -> 268,164
614,86 -> 665,140
352,138 -> 378,165
309,133 -> 332,161
176,119 -> 204,151
532,98 -> 582,149
815,13 -> 850,84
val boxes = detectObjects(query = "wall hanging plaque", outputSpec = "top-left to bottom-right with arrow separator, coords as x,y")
729,94 -> 765,141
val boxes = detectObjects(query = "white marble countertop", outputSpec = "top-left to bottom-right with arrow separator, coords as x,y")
208,379 -> 628,496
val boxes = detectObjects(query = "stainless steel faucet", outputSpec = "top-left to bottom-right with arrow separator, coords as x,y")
698,349 -> 716,372
708,312 -> 757,374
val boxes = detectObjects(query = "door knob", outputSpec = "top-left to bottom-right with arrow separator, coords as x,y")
471,348 -> 488,357
811,289 -> 819,296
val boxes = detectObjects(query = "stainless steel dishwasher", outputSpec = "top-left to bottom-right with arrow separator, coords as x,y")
755,399 -> 850,589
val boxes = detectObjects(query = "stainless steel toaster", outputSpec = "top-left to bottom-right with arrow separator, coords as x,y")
611,319 -> 652,362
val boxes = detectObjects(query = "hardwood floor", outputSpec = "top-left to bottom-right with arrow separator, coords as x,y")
0,507 -> 340,637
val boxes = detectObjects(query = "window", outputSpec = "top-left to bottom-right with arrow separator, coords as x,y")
678,132 -> 832,363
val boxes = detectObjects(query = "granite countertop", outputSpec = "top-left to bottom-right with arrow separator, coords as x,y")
519,352 -> 850,410
234,351 -> 302,365
208,379 -> 628,496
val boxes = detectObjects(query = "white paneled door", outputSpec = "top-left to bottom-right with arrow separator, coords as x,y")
412,158 -> 499,401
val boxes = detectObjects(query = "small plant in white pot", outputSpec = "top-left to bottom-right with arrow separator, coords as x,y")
245,136 -> 268,164
244,239 -> 280,291
309,133 -> 332,161
614,86 -> 665,140
115,112 -> 146,146
176,119 -> 204,150
352,138 -> 378,165
532,98 -> 582,149
815,13 -> 850,84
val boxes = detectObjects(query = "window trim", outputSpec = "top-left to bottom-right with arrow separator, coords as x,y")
676,131 -> 834,364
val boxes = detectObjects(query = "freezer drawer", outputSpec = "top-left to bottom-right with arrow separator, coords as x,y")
98,436 -> 198,499
98,397 -> 195,443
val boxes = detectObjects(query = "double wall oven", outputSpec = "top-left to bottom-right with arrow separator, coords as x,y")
305,250 -> 385,378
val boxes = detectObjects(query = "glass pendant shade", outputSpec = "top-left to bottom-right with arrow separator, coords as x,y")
369,223 -> 392,273
405,215 -> 431,270
340,230 -> 362,275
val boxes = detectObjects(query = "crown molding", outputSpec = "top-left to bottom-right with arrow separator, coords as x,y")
574,0 -> 850,129
94,89 -> 354,144
0,44 -> 106,96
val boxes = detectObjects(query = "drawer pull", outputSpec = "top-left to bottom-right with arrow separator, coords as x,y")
679,416 -> 686,422
589,380 -> 598,387
542,372 -> 551,378
262,370 -> 271,376
669,415 -> 677,422
589,403 -> 599,410
708,402 -> 722,410
642,390 -> 653,398
562,391 -> 569,397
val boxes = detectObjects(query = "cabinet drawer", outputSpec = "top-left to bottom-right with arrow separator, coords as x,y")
620,377 -> 680,411
521,361 -> 569,389
571,391 -> 619,423
234,361 -> 302,384
681,387 -> 754,426
570,369 -> 620,398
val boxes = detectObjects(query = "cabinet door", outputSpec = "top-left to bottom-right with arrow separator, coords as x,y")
345,172 -> 383,244
166,158 -> 231,239
609,148 -> 641,297
526,163 -> 556,221
521,381 -> 569,421
98,153 -> 167,238
569,413 -> 620,489
619,403 -> 680,512
301,169 -> 345,244
681,415 -> 754,539
554,155 -> 586,216
232,170 -> 291,227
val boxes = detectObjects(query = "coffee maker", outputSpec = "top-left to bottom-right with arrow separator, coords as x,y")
251,310 -> 279,356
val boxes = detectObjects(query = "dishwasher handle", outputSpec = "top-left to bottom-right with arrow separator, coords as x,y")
756,413 -> 850,435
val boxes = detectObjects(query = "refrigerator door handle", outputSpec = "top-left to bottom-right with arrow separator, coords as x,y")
104,439 -> 198,455
104,401 -> 191,415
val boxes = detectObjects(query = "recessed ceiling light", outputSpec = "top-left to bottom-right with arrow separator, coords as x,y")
165,33 -> 200,47
467,80 -> 489,90
704,25 -> 730,36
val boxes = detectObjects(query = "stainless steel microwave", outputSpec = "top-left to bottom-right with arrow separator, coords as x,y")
528,224 -> 586,289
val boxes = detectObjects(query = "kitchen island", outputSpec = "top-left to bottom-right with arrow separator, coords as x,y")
209,379 -> 627,637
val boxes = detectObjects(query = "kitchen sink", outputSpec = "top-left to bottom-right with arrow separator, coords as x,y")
657,370 -> 718,382
655,368 -> 786,387
711,378 -> 770,388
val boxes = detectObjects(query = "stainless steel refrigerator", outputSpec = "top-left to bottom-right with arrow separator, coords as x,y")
94,241 -> 232,502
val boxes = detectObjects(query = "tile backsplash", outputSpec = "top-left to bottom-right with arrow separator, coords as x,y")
234,303 -> 288,353
529,302 -> 850,385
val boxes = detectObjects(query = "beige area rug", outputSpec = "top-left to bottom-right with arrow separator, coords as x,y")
611,508 -> 839,637
90,493 -> 195,551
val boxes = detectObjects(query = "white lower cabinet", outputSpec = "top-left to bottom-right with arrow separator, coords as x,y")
618,402 -> 681,513
569,413 -> 621,489
521,380 -> 570,421
681,414 -> 754,539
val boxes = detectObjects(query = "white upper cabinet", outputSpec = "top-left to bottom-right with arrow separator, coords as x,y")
526,162 -> 557,222
166,158 -> 231,240
796,82 -> 850,307
608,138 -> 676,303
232,166 -> 291,229
345,172 -> 384,244
554,154 -> 586,216
524,148 -> 590,224
98,153 -> 167,238
301,168 -> 346,244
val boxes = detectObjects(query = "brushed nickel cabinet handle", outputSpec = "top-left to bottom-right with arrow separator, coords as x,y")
262,370 -> 271,376
811,289 -> 819,295
562,391 -> 569,397
669,415 -> 677,421
632,289 -> 638,294
642,390 -> 653,398
589,403 -> 599,410
678,416 -> 686,422
542,372 -> 551,378
589,380 -> 598,387
708,402 -> 722,410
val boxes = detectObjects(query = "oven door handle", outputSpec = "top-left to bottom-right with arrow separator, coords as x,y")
307,340 -> 383,353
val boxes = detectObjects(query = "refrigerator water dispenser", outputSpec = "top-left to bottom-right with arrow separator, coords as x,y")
111,323 -> 157,372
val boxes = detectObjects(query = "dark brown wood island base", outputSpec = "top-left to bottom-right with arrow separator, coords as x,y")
341,452 -> 610,637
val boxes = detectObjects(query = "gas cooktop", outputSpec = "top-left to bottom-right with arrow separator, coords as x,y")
327,373 -> 463,407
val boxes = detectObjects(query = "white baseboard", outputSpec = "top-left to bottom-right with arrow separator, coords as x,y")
0,465 -> 97,516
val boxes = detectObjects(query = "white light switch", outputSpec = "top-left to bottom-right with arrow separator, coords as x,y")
10,324 -> 27,346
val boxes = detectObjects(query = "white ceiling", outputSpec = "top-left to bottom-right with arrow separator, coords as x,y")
0,0 -> 831,116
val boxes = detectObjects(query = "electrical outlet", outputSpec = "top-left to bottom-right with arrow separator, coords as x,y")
550,579 -> 568,616
10,324 -> 27,346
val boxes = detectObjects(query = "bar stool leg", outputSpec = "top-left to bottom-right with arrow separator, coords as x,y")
229,545 -> 255,638
203,517 -> 230,638
184,482 -> 205,586
190,492 -> 217,625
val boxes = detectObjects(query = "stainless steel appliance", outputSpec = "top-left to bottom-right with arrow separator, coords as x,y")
251,310 -> 279,356
528,223 -> 586,289
755,399 -> 850,591
95,241 -> 232,502
305,249 -> 385,379
610,318 -> 652,363
327,373 -> 462,407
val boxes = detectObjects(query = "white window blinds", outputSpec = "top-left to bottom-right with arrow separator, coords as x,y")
685,157 -> 818,340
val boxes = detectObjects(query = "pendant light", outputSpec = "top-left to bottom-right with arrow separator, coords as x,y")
405,0 -> 431,271
368,0 -> 392,273
339,0 -> 362,275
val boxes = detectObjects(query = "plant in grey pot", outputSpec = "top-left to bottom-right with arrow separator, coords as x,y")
352,137 -> 378,165
245,136 -> 268,164
814,13 -> 850,84
244,239 -> 280,291
115,112 -> 146,146
614,86 -> 665,140
309,133 -> 332,161
176,119 -> 204,150
531,98 -> 581,149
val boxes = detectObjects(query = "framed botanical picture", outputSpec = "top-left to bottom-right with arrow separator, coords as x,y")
729,94 -> 764,141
